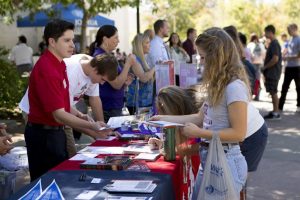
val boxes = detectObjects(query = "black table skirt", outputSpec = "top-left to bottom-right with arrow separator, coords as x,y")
9,170 -> 175,200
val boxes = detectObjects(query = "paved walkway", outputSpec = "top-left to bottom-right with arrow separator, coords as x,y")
1,74 -> 300,200
247,75 -> 300,200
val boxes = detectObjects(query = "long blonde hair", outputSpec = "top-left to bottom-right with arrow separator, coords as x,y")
196,27 -> 250,107
132,33 -> 150,71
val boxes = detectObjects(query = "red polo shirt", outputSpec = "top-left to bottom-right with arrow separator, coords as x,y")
28,50 -> 70,126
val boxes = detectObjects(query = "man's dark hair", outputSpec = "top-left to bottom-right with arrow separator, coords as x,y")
187,28 -> 196,37
238,32 -> 247,46
154,19 -> 166,34
19,35 -> 27,44
43,19 -> 74,46
90,53 -> 118,81
264,25 -> 276,34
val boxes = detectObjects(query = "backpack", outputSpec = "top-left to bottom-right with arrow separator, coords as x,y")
253,43 -> 262,57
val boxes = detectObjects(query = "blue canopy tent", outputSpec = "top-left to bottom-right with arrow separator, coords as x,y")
17,4 -> 114,27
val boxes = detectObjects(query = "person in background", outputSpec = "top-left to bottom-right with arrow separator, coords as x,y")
262,25 -> 282,120
0,123 -> 13,156
116,48 -> 123,61
182,28 -> 197,63
247,33 -> 266,101
239,32 -> 252,63
25,19 -> 106,181
168,32 -> 189,86
38,38 -> 47,55
89,25 -> 135,122
8,35 -> 33,75
143,29 -> 155,41
279,23 -> 300,113
224,26 -> 256,95
126,34 -> 155,115
281,33 -> 289,56
147,19 -> 170,68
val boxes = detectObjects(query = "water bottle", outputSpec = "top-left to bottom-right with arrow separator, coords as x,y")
163,127 -> 176,161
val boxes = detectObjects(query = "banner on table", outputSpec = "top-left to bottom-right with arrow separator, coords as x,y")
155,60 -> 175,94
179,63 -> 198,88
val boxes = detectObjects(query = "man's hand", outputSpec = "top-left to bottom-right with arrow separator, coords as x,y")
90,121 -> 110,131
0,135 -> 13,155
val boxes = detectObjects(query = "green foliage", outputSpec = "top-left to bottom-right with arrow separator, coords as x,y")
144,0 -> 300,42
150,0 -> 206,38
0,0 -> 137,52
0,47 -> 27,110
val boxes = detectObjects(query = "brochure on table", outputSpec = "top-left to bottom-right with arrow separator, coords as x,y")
104,180 -> 156,193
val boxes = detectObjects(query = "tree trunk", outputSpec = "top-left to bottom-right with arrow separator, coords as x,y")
79,10 -> 89,53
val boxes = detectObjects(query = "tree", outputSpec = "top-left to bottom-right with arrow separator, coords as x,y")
147,0 -> 207,39
56,0 -> 138,52
0,0 -> 137,52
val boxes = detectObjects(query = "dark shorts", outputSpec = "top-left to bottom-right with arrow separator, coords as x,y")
264,78 -> 279,94
240,123 -> 268,172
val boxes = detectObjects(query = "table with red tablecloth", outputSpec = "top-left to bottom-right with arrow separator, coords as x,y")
52,138 -> 200,200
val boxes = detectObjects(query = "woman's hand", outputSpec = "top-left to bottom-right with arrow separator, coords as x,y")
126,54 -> 136,66
149,115 -> 162,121
148,137 -> 163,150
181,123 -> 201,138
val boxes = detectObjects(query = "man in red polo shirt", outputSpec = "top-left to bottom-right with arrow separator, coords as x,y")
25,19 -> 104,181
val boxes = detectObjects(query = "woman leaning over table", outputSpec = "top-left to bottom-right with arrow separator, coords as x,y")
151,27 -> 265,199
126,33 -> 155,115
89,25 -> 136,122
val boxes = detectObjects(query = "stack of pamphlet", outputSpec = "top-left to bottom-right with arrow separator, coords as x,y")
104,180 -> 156,193
123,144 -> 160,154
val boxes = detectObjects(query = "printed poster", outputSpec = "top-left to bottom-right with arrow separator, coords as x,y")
36,180 -> 64,200
179,63 -> 198,88
18,179 -> 42,200
155,60 -> 175,94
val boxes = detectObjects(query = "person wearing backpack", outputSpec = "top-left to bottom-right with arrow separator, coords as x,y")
248,34 -> 266,100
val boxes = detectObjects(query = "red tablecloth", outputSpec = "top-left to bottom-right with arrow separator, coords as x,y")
52,139 -> 192,200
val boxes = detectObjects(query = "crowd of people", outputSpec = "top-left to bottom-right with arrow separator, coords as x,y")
2,17 -> 300,200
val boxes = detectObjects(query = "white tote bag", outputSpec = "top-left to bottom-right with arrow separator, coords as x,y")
197,132 -> 238,200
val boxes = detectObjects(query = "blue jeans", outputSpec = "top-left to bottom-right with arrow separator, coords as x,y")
191,145 -> 248,200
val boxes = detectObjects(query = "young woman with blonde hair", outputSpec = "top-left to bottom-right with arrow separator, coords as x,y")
126,33 -> 155,114
151,27 -> 266,199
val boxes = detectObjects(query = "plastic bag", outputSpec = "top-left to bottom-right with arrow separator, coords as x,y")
0,147 -> 28,171
197,132 -> 238,200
